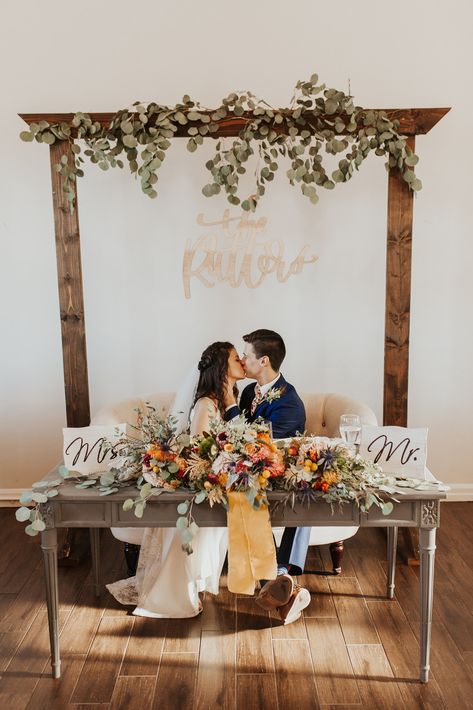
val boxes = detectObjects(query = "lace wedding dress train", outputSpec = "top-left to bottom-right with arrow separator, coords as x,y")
106,525 -> 228,618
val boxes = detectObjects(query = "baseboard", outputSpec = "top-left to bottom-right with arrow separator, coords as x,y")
1,484 -> 473,506
0,489 -> 24,507
445,484 -> 473,501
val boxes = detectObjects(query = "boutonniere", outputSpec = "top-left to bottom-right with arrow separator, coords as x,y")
265,386 -> 285,403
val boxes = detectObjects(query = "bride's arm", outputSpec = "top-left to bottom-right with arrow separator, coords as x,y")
190,397 -> 217,436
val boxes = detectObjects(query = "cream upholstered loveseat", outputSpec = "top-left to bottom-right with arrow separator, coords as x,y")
91,392 -> 377,572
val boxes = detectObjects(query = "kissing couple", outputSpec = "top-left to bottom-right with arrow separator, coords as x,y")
107,329 -> 312,624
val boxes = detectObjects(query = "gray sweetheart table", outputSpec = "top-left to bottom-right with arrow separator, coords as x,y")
37,471 -> 446,683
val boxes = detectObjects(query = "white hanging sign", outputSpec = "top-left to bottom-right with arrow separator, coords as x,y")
359,425 -> 428,480
63,424 -> 127,475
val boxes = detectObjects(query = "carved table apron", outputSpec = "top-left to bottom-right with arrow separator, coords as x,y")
38,476 -> 445,682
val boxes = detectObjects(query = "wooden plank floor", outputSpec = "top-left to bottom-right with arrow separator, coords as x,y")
1,503 -> 473,709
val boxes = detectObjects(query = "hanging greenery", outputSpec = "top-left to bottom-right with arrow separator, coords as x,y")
20,73 -> 420,212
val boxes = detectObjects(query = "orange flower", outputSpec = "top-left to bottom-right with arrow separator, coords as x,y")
218,472 -> 228,486
321,482 -> 329,492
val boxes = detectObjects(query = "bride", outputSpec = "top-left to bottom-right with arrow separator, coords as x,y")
106,341 -> 246,618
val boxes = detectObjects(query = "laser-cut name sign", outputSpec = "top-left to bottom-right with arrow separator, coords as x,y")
182,209 -> 318,298
359,425 -> 428,480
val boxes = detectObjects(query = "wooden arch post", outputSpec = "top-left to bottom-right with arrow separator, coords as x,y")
20,109 -> 449,428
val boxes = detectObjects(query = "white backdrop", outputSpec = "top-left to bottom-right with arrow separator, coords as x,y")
1,0 -> 472,493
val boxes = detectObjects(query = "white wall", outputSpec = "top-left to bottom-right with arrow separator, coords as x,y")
1,0 -> 472,493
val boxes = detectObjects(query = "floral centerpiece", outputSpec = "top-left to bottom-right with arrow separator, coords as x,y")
281,437 -> 396,515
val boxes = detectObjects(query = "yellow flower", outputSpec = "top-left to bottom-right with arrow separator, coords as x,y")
204,481 -> 212,490
258,475 -> 268,487
262,469 -> 271,478
311,462 -> 318,472
153,466 -> 159,473
223,443 -> 234,452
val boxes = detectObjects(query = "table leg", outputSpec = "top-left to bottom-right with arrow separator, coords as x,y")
89,528 -> 101,597
41,527 -> 61,679
386,526 -> 398,599
419,527 -> 436,683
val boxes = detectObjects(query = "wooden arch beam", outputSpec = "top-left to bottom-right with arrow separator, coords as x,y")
20,107 -> 450,428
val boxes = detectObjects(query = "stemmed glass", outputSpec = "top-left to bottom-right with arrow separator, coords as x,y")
339,414 -> 361,453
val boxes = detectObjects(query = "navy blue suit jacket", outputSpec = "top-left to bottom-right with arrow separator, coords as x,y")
224,374 -> 305,439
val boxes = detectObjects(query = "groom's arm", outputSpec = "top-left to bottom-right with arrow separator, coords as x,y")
224,404 -> 241,422
224,383 -> 254,422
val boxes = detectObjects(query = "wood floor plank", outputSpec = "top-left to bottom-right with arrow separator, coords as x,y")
347,548 -> 388,598
201,585 -> 236,632
272,639 -> 319,708
299,573 -> 337,618
152,652 -> 198,709
120,616 -> 167,676
0,594 -> 16,620
236,674 -> 278,709
25,654 -> 86,710
195,630 -> 235,709
328,577 -> 379,645
347,644 -> 404,710
367,600 -> 445,709
430,579 -> 473,652
0,610 -> 67,709
70,617 -> 133,704
269,583 -> 309,640
306,617 -> 360,705
0,631 -> 25,673
0,537 -> 42,594
0,562 -> 45,633
110,676 -> 156,709
163,615 -> 201,653
411,620 -> 473,708
388,563 -> 421,622
236,597 -> 273,673
59,584 -> 107,655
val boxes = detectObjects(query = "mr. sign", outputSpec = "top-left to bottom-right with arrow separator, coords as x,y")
359,426 -> 428,480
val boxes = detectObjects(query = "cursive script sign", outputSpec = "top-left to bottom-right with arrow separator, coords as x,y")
359,425 -> 428,480
63,424 -> 127,475
182,209 -> 318,298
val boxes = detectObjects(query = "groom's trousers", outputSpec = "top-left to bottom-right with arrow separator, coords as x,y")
277,527 -> 311,576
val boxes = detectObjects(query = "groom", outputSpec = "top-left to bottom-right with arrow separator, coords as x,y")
224,329 -> 311,624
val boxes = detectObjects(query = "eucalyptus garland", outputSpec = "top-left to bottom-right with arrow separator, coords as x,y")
20,73 -> 421,212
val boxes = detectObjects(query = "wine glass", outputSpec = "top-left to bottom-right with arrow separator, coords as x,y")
339,414 -> 361,452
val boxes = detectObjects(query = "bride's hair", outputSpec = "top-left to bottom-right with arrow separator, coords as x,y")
194,341 -> 239,416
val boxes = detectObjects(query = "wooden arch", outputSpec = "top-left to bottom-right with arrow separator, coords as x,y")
20,107 -> 450,429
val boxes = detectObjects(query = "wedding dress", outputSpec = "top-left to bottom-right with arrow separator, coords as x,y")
106,391 -> 228,618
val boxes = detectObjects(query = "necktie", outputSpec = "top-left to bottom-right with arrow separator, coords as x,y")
251,384 -> 263,415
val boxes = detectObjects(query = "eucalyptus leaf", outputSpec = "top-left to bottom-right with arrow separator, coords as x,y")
15,506 -> 31,522
31,518 -> 46,532
177,501 -> 189,515
25,524 -> 39,537
31,492 -> 48,504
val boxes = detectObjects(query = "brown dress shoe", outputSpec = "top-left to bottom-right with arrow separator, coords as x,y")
255,574 -> 294,611
277,584 -> 311,625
